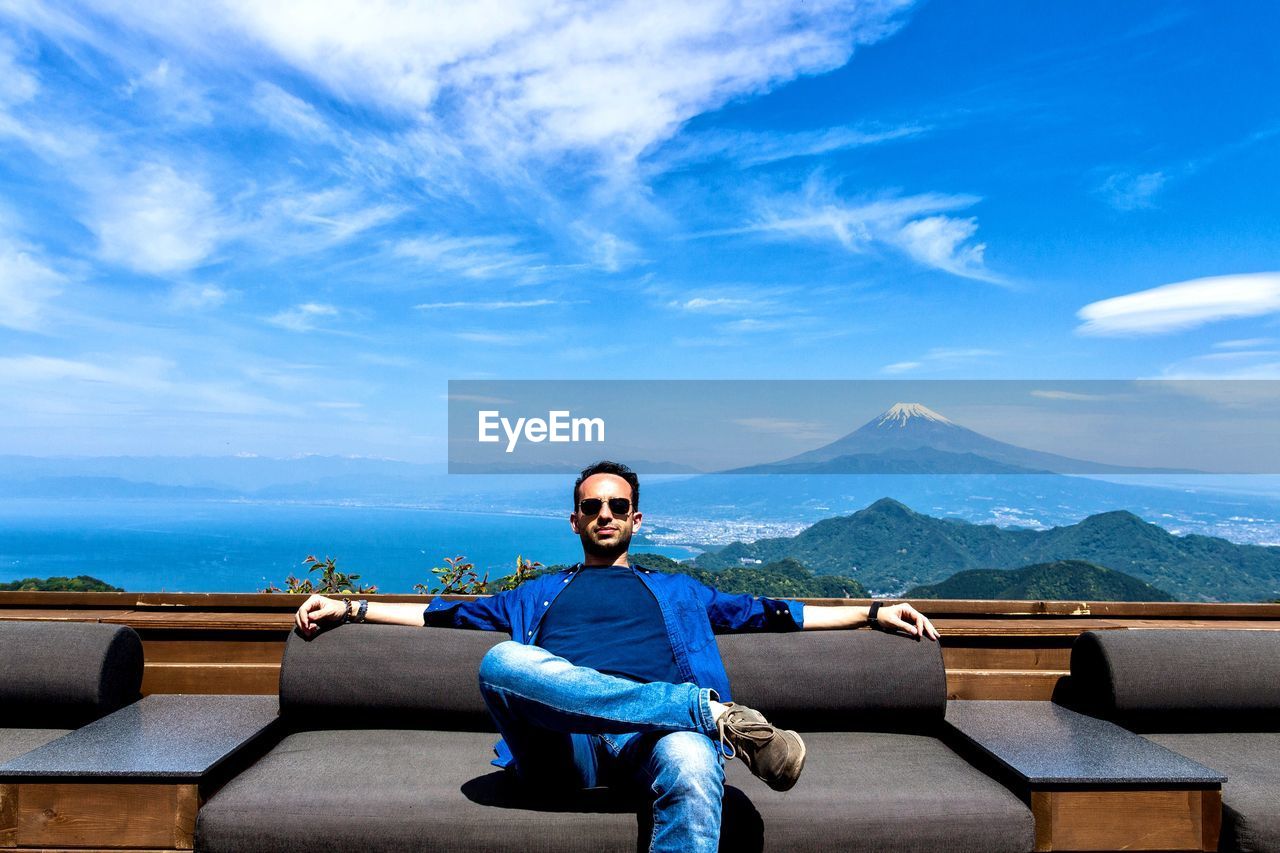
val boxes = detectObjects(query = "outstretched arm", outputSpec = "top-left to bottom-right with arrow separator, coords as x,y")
295,595 -> 429,636
803,602 -> 939,639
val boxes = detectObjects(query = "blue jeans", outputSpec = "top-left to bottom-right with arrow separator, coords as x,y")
478,641 -> 726,853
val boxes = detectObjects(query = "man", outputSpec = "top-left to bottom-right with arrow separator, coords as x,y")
295,460 -> 938,852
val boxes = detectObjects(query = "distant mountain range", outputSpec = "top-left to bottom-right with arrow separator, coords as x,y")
728,402 -> 1198,475
904,559 -> 1173,602
693,497 -> 1280,602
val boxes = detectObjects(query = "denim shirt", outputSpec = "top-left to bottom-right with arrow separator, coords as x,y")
421,562 -> 806,767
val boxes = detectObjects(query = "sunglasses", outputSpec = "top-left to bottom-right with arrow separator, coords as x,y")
577,497 -> 633,517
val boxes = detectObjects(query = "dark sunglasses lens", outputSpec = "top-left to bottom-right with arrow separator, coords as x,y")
579,498 -> 632,516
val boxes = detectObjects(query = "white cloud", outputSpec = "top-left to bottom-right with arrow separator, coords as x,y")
1077,272 -> 1280,336
267,187 -> 405,244
415,299 -> 557,310
1214,338 -> 1276,349
669,297 -> 759,313
395,235 -> 542,279
89,163 -> 226,274
0,36 -> 38,105
22,0 -> 913,167
251,82 -> 331,139
168,283 -> 230,311
654,123 -> 926,170
453,330 -> 545,346
0,240 -> 64,331
1099,171 -> 1166,211
1030,390 -> 1110,401
720,179 -> 999,282
268,302 -> 339,332
121,59 -> 213,124
880,347 -> 999,374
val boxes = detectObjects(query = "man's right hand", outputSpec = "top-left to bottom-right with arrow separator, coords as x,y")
295,594 -> 345,636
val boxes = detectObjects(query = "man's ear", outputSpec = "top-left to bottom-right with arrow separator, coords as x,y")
569,512 -> 580,534
631,510 -> 642,532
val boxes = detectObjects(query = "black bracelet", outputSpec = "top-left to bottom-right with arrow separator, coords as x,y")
355,599 -> 369,623
867,600 -> 882,629
341,597 -> 353,624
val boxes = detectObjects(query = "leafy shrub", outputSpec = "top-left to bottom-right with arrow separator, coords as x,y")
262,555 -> 377,594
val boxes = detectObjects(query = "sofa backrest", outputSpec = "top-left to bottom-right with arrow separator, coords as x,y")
1070,629 -> 1280,731
0,621 -> 144,728
279,624 -> 946,732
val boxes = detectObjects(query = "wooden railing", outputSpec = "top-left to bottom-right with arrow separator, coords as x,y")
3,593 -> 1279,700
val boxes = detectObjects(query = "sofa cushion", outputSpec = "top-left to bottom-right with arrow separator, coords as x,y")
281,621 -> 946,733
0,621 -> 143,727
280,625 -> 505,730
196,728 -> 1030,853
1070,629 -> 1280,730
724,731 -> 1034,852
0,728 -> 73,765
1145,732 -> 1280,853
719,629 -> 946,731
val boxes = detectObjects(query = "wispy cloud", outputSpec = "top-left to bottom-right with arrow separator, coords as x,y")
415,299 -> 558,310
668,296 -> 761,313
268,302 -> 340,333
733,416 -> 835,442
1030,389 -> 1110,401
250,82 -> 331,140
0,35 -> 38,105
1098,170 -> 1166,211
395,235 -> 543,280
882,346 -> 1000,374
121,59 -> 213,125
0,239 -> 64,331
1077,272 -> 1280,336
453,330 -> 546,346
653,123 -> 927,171
712,177 -> 999,282
1214,338 -> 1276,349
168,283 -> 230,312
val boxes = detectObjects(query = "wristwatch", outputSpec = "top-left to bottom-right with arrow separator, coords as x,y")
867,600 -> 882,630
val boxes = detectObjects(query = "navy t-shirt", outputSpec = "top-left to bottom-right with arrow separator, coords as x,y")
536,564 -> 683,685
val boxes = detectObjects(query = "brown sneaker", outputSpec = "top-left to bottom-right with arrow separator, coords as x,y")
716,702 -> 806,791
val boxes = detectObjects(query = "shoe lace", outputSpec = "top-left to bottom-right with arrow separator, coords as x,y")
716,708 -> 774,761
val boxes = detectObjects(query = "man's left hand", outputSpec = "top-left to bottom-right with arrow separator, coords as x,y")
876,603 -> 940,640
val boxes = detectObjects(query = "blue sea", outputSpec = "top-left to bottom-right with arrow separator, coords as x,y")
0,500 -> 698,593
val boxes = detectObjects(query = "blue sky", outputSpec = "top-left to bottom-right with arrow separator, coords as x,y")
0,0 -> 1277,461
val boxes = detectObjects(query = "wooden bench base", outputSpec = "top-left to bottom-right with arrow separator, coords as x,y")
1032,789 -> 1221,852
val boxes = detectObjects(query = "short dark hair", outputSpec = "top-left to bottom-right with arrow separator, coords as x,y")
573,460 -> 640,510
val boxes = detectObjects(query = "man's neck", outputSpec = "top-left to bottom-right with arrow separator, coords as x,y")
582,551 -> 630,568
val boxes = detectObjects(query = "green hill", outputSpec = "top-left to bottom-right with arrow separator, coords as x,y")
693,498 -> 1280,602
905,560 -> 1174,601
0,575 -> 123,592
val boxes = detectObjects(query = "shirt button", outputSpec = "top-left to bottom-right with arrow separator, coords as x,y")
563,579 -> 570,583
543,601 -> 549,606
527,630 -> 533,636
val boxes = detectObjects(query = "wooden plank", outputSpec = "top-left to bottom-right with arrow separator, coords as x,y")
141,663 -> 280,695
1031,789 -> 1208,851
172,785 -> 199,850
0,783 -> 15,848
1121,619 -> 1280,631
932,618 -> 1129,637
100,612 -> 294,631
947,670 -> 1066,701
142,637 -> 285,665
942,646 -> 1071,671
15,782 -> 198,849
1201,788 -> 1221,852
0,610 -> 131,623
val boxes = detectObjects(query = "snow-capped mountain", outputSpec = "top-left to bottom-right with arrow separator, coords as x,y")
731,402 -> 1196,475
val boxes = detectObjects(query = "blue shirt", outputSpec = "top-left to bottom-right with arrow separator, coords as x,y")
422,562 -> 806,767
536,564 -> 682,685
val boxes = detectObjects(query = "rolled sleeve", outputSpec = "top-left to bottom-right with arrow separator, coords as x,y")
698,581 -> 805,633
422,593 -> 511,632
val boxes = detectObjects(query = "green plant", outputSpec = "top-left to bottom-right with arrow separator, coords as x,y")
261,555 -> 377,594
496,554 -> 545,591
416,555 -> 489,595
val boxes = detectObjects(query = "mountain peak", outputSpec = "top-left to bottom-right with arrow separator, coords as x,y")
875,402 -> 953,429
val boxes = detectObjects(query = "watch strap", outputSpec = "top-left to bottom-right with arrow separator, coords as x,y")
867,600 -> 882,630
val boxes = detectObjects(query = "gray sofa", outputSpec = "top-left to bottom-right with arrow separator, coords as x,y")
1069,629 -> 1280,853
196,624 -> 1033,852
0,620 -> 144,764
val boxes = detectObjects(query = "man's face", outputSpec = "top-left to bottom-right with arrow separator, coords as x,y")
570,473 -> 642,561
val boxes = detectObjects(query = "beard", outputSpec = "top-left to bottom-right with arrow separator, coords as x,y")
580,527 -> 632,561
